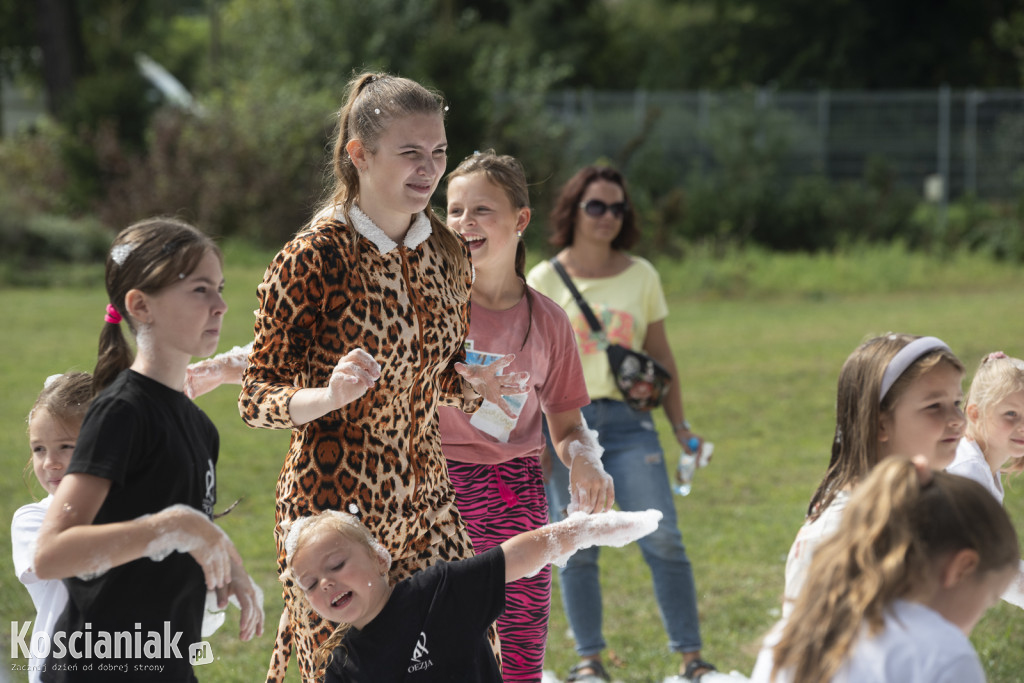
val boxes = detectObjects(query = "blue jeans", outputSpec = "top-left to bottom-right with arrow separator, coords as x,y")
546,399 -> 703,656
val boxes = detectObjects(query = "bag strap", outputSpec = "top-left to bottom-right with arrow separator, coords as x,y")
549,257 -> 604,334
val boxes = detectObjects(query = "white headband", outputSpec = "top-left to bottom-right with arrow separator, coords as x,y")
880,336 -> 952,402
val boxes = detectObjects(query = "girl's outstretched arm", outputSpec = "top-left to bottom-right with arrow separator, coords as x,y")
501,509 -> 661,583
34,473 -> 240,591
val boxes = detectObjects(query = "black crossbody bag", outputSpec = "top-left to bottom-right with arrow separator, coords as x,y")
549,257 -> 672,412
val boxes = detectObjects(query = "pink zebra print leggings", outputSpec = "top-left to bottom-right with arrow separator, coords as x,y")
447,456 -> 551,683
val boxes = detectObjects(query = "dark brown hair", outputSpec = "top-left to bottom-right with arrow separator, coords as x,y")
548,165 -> 639,251
95,218 -> 221,392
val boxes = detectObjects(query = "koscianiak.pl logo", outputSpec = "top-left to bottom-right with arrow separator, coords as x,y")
10,622 -> 214,674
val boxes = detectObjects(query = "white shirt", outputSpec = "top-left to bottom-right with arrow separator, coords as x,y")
947,437 -> 1003,503
11,495 -> 68,683
782,489 -> 849,618
946,438 -> 1024,609
751,600 -> 985,683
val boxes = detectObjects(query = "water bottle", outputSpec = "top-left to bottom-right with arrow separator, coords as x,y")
675,437 -> 714,496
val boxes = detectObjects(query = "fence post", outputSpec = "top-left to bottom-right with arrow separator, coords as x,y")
964,90 -> 979,197
937,84 -> 951,232
817,89 -> 830,175
697,89 -> 710,174
634,88 -> 647,133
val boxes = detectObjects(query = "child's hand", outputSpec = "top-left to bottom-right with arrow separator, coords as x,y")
455,354 -> 530,419
184,344 -> 251,399
567,458 -> 614,514
149,505 -> 239,591
216,559 -> 265,642
567,509 -> 663,555
325,349 -> 381,409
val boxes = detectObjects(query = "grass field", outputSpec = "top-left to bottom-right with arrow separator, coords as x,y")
3,244 -> 1024,682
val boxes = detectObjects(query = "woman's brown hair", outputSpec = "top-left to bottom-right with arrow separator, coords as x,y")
548,165 -> 639,251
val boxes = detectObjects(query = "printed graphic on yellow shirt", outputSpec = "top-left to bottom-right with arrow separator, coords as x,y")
570,305 -> 636,354
464,340 -> 528,442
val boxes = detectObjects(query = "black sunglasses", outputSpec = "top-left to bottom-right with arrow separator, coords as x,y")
579,199 -> 628,218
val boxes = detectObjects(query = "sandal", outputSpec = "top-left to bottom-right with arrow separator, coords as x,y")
567,659 -> 611,682
682,658 -> 718,682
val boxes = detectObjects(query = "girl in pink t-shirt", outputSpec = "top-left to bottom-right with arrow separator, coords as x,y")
441,150 -> 614,682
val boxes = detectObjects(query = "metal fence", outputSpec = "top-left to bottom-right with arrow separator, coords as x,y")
545,88 -> 1024,201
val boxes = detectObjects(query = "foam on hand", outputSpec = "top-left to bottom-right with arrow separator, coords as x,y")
546,509 -> 663,568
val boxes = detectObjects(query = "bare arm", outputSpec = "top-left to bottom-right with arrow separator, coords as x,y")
501,509 -> 661,583
643,320 -> 703,450
547,409 -> 614,514
34,473 -> 239,591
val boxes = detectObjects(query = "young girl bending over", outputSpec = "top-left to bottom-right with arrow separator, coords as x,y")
752,455 -> 1019,683
285,508 -> 661,683
948,350 -> 1024,607
12,373 -> 92,683
784,334 -> 965,616
33,218 -> 263,682
442,150 -> 614,682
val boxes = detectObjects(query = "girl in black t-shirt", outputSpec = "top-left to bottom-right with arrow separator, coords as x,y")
33,218 -> 264,682
284,507 -> 662,682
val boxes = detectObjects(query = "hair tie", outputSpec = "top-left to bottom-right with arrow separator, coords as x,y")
104,304 -> 122,325
986,351 -> 1008,363
880,336 -> 951,402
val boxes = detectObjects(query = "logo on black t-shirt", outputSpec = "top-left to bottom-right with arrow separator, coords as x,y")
408,632 -> 434,674
202,460 -> 216,517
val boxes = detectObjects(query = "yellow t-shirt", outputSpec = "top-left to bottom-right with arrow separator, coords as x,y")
526,256 -> 669,400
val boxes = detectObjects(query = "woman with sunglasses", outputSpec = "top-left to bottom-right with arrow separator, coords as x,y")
527,165 -> 717,683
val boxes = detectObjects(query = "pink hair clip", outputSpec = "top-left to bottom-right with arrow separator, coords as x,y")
986,351 -> 1008,362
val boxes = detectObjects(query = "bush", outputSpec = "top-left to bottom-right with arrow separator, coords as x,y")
90,84 -> 332,244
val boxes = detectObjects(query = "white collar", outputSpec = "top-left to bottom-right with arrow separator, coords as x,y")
339,204 -> 432,254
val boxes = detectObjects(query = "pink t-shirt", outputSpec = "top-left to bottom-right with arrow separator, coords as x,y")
439,288 -> 590,465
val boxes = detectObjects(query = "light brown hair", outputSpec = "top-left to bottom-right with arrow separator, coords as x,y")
316,72 -> 467,271
964,352 -> 1024,474
808,333 -> 964,517
23,372 -> 94,495
772,456 -> 1018,682
446,149 -> 535,349
281,511 -> 391,675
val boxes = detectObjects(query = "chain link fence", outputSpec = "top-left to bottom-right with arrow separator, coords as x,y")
545,88 -> 1024,202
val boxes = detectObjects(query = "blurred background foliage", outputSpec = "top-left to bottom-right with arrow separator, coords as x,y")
1,0 -> 1024,277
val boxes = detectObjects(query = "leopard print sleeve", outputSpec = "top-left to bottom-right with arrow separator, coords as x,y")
435,229 -> 483,413
239,230 -> 326,429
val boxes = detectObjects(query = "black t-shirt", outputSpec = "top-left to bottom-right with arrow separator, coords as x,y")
43,370 -> 218,682
325,546 -> 506,682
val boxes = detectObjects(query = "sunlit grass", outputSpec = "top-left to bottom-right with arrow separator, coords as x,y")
3,244 -> 1024,682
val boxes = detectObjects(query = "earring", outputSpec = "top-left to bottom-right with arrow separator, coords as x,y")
516,231 -> 522,238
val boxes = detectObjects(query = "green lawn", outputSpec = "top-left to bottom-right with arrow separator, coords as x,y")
3,248 -> 1024,682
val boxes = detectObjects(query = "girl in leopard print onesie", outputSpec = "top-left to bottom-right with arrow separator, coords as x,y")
239,72 -> 524,682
